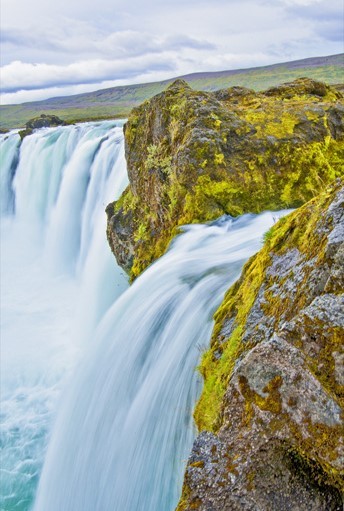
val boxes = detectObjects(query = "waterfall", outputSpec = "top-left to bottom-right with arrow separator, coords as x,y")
34,213 -> 289,511
0,121 -> 129,511
1,121 -> 289,511
0,131 -> 20,214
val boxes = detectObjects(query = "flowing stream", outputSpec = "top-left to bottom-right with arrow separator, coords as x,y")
1,122 -> 289,511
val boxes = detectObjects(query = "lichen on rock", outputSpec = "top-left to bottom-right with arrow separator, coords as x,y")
106,77 -> 344,281
178,181 -> 344,510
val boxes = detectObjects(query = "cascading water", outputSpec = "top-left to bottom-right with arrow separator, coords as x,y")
0,121 -> 129,511
33,212 -> 289,511
0,132 -> 20,214
1,120 -> 290,511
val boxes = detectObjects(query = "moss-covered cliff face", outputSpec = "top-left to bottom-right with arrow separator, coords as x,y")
106,77 -> 344,280
177,181 -> 344,511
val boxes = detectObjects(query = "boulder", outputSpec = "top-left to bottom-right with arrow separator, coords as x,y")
106,78 -> 344,280
178,181 -> 344,510
19,114 -> 65,139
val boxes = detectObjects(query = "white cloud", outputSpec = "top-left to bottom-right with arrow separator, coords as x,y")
2,28 -> 215,62
1,56 -> 177,92
0,0 -> 343,104
281,0 -> 323,5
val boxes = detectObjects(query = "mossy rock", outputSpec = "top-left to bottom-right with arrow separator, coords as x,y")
18,114 -> 65,139
106,77 -> 344,281
178,181 -> 344,510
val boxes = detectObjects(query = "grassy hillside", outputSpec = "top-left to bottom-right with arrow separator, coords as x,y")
1,54 -> 343,130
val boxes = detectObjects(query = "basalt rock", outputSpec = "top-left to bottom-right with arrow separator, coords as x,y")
106,77 -> 344,280
177,181 -> 344,511
19,114 -> 65,139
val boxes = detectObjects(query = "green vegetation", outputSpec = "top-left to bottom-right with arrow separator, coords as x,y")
145,144 -> 172,175
195,181 -> 343,433
18,113 -> 65,139
107,76 -> 344,281
177,177 -> 344,509
1,54 -> 343,130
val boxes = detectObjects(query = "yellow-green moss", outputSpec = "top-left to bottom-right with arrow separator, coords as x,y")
113,188 -> 139,214
243,105 -> 299,138
194,325 -> 243,431
108,78 -> 344,281
239,375 -> 283,414
194,180 -> 343,433
145,144 -> 172,175
176,480 -> 202,511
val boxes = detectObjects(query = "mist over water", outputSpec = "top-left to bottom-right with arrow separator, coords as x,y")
1,122 -> 289,511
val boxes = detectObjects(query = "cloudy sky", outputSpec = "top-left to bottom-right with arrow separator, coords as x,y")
1,0 -> 343,104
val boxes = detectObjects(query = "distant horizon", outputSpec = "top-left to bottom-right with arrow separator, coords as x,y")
2,0 -> 343,104
1,51 -> 343,107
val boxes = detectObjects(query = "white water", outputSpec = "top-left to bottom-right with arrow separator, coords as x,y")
0,132 -> 20,214
34,213 -> 289,511
1,122 -> 289,511
0,122 -> 129,511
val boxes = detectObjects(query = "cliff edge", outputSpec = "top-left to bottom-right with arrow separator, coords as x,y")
105,77 -> 344,508
106,78 -> 343,280
177,181 -> 344,510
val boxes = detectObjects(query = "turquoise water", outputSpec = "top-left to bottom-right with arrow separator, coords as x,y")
34,211 -> 289,511
1,123 -> 289,511
0,122 -> 128,510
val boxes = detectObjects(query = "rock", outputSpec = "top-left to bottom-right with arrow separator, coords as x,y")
106,78 -> 344,280
212,86 -> 255,103
18,114 -> 65,139
263,77 -> 342,100
178,182 -> 344,510
105,199 -> 135,273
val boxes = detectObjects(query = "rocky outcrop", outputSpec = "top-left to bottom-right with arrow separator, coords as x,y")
104,76 -> 344,507
177,181 -> 344,510
106,77 -> 344,280
19,114 -> 65,139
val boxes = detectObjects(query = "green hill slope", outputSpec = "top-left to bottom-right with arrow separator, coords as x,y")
1,54 -> 343,130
